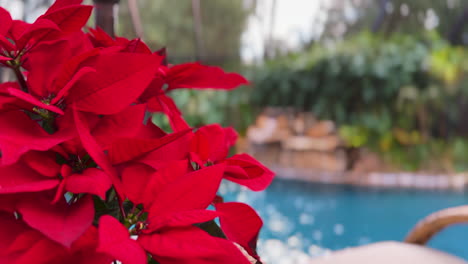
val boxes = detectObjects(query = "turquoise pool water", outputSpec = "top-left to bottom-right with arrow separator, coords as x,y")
220,179 -> 468,262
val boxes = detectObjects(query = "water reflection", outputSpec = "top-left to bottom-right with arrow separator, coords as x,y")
221,179 -> 468,263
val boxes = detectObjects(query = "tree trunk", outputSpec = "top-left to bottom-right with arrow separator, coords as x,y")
264,0 -> 277,59
93,0 -> 120,37
448,5 -> 468,45
372,0 -> 390,32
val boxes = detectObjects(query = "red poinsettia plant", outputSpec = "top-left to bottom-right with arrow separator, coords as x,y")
0,1 -> 274,263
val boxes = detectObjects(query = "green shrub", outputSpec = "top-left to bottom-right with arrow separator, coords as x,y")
251,32 -> 468,171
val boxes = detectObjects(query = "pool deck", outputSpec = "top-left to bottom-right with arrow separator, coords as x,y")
271,166 -> 468,191
238,141 -> 468,191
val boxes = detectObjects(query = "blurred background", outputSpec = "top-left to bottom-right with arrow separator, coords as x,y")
4,0 -> 468,263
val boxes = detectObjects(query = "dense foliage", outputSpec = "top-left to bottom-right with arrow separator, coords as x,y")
252,32 -> 468,171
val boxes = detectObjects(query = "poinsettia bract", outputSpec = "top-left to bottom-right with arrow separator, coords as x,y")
0,1 -> 273,263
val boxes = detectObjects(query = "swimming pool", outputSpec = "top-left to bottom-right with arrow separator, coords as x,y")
219,179 -> 468,263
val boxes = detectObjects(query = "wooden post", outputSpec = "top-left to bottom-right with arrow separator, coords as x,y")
93,0 -> 119,37
191,0 -> 205,61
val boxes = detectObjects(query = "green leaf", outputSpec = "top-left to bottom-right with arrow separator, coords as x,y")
195,220 -> 227,239
148,256 -> 160,264
93,193 -> 121,224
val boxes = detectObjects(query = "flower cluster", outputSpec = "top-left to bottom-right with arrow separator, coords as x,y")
0,1 -> 274,263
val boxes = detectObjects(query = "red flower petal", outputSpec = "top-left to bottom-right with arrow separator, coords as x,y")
69,53 -> 161,115
1,213 -> 65,264
139,77 -> 164,102
138,226 -> 250,264
142,160 -> 190,196
12,235 -> 66,264
0,7 -> 12,36
0,162 -> 59,194
135,121 -> 166,139
97,215 -> 147,264
45,0 -> 83,15
122,160 -> 189,208
51,48 -> 100,95
92,104 -> 146,149
17,195 -> 94,248
16,19 -> 61,51
0,111 -> 73,165
0,35 -> 15,53
73,108 -> 124,198
215,202 -> 262,260
65,168 -> 112,199
51,66 -> 96,104
166,62 -> 249,91
125,38 -> 152,54
23,39 -> 71,97
0,151 -> 63,194
137,131 -> 193,169
223,127 -> 238,148
121,163 -> 155,206
70,225 -> 99,251
146,94 -> 190,132
149,209 -> 219,231
0,212 -> 30,253
22,151 -> 61,178
40,4 -> 93,33
87,27 -> 116,47
149,164 -> 225,217
0,194 -> 20,213
222,154 -> 275,191
0,82 -> 31,112
191,124 -> 231,164
68,226 -> 114,264
0,55 -> 10,64
7,87 -> 65,115
109,129 -> 191,165
8,20 -> 28,42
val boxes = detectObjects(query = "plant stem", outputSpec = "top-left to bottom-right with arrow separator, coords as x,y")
135,209 -> 144,219
12,66 -> 28,92
117,195 -> 126,220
